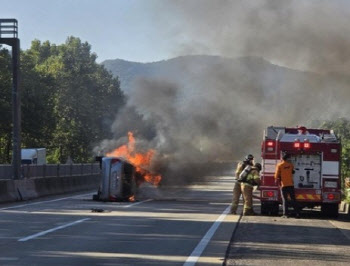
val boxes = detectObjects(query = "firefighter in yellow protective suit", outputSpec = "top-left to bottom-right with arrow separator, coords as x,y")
241,163 -> 261,216
230,154 -> 254,214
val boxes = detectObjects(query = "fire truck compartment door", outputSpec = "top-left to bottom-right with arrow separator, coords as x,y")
291,154 -> 321,189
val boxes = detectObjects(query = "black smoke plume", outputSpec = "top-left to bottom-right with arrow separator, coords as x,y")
96,1 -> 350,185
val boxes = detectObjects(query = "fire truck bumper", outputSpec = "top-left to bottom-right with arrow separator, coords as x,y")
295,192 -> 341,203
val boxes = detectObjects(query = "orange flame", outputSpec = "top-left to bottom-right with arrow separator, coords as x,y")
106,132 -> 161,186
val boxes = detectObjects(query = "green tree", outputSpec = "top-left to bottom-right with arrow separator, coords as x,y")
0,37 -> 125,164
26,37 -> 125,163
21,44 -> 57,150
0,47 -> 12,163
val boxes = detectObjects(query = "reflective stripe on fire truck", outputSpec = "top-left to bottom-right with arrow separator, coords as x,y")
296,194 -> 321,200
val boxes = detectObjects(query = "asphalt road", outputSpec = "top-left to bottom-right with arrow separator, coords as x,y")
0,176 -> 237,266
225,197 -> 350,266
1,176 -> 349,266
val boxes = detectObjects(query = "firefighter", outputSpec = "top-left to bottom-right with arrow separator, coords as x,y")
241,162 -> 261,216
275,153 -> 300,218
230,154 -> 254,214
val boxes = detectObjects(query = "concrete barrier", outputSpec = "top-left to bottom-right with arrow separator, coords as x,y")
33,174 -> 100,198
0,179 -> 20,202
15,178 -> 38,200
0,174 -> 100,203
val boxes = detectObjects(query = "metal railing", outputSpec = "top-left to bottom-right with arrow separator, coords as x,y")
0,163 -> 101,180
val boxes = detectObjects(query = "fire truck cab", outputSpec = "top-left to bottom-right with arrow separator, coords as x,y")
260,126 -> 341,217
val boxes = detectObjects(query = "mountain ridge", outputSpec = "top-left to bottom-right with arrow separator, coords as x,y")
101,55 -> 316,94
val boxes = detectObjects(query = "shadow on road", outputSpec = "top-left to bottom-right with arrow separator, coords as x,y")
225,206 -> 350,265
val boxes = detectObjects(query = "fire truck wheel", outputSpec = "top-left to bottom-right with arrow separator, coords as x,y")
321,203 -> 339,218
261,202 -> 269,215
261,202 -> 279,216
271,202 -> 280,216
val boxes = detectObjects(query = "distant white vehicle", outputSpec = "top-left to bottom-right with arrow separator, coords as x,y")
21,148 -> 46,165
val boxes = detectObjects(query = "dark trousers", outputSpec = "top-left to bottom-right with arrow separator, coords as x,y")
281,186 -> 300,216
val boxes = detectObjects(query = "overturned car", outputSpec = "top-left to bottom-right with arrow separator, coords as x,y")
93,157 -> 137,202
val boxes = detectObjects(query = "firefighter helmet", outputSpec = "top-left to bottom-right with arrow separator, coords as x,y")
245,154 -> 254,161
254,163 -> 262,171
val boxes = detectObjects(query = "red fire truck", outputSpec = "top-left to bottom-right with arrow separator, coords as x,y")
259,126 -> 341,217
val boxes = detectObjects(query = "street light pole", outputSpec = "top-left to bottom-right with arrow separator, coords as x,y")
0,19 -> 21,179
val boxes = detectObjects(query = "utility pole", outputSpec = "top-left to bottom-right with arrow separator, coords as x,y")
0,19 -> 21,179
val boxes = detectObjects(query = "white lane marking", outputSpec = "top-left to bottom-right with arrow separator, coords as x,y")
0,257 -> 19,261
122,199 -> 153,208
0,192 -> 94,210
18,218 -> 90,242
184,205 -> 231,266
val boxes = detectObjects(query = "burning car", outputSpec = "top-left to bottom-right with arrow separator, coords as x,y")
93,157 -> 137,202
93,132 -> 162,202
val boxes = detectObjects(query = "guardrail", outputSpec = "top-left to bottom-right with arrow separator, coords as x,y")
0,163 -> 101,180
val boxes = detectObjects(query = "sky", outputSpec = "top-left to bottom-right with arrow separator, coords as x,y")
3,0 -> 350,180
2,1 -> 350,71
0,0 -> 179,63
